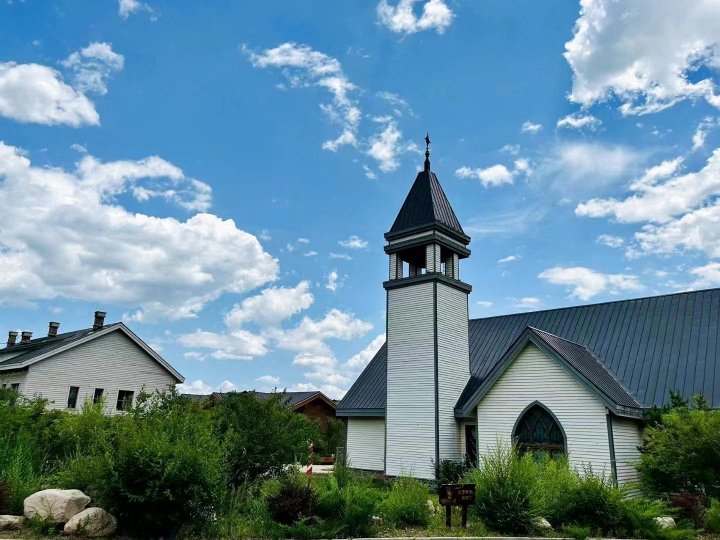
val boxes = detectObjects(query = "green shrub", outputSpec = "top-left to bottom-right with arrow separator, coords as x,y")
620,497 -> 695,540
707,498 -> 720,533
379,476 -> 430,528
638,404 -> 720,499
0,433 -> 46,514
437,458 -> 469,487
564,468 -> 624,532
464,442 -> 537,534
266,476 -> 317,525
212,392 -> 321,483
341,483 -> 380,536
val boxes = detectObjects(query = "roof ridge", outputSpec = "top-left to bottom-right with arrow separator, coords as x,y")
471,287 -> 720,323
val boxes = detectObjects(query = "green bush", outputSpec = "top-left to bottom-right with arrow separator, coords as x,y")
0,433 -> 46,514
212,392 -> 321,483
638,402 -> 720,499
437,458 -> 469,487
620,497 -> 695,540
341,483 -> 380,537
266,476 -> 317,525
464,442 -> 537,534
707,498 -> 720,533
379,476 -> 430,528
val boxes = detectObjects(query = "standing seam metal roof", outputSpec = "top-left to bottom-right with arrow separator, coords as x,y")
337,288 -> 720,413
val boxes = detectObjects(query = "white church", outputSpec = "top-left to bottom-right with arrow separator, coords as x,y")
336,140 -> 720,486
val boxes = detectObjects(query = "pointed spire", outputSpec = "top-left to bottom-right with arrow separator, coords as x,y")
424,133 -> 431,171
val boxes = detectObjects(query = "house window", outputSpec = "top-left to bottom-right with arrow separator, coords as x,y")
10,383 -> 19,393
67,386 -> 79,409
513,403 -> 565,456
116,390 -> 134,411
464,424 -> 477,467
93,388 -> 104,404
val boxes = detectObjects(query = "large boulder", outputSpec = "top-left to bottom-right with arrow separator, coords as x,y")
0,514 -> 26,530
63,507 -> 117,537
533,517 -> 554,531
24,489 -> 90,524
654,516 -> 677,529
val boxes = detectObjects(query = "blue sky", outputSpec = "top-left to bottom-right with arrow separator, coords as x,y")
2,0 -> 720,397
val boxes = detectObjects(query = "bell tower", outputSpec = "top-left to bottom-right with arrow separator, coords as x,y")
384,135 -> 471,479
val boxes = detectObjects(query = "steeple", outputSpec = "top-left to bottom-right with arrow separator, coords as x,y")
424,133 -> 431,172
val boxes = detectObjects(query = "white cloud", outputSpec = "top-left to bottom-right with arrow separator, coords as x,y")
176,379 -> 213,394
272,309 -> 372,355
476,300 -> 493,308
297,237 -> 310,244
575,151 -> 720,224
304,251 -> 318,257
564,0 -> 720,115
376,0 -> 453,35
557,113 -> 601,130
177,329 -> 269,360
346,333 -> 386,370
338,235 -> 368,249
60,42 -> 124,95
362,165 -> 377,180
366,118 -> 416,172
0,141 -> 277,320
690,262 -> 720,288
456,164 -> 513,187
596,234 -> 624,248
256,375 -> 280,385
0,62 -> 98,126
510,297 -> 542,310
224,281 -> 313,328
245,43 -> 360,152
692,117 -> 718,152
329,252 -> 353,261
521,121 -> 543,133
118,0 -> 153,19
497,255 -> 520,264
325,270 -> 343,292
538,266 -> 643,301
293,353 -> 337,368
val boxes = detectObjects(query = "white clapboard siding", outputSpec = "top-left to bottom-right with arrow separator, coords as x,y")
437,283 -> 470,463
612,416 -> 643,489
346,418 -> 385,471
386,282 -> 436,479
0,371 -> 27,393
23,330 -> 177,413
476,344 -> 612,477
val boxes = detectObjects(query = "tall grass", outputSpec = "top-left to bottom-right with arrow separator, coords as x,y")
378,476 -> 431,528
0,433 -> 46,513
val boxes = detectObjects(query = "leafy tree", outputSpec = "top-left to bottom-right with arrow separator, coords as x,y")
212,392 -> 321,483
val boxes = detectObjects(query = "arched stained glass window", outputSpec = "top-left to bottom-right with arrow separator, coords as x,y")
513,404 -> 565,456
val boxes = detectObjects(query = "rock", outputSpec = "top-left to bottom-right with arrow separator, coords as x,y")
371,515 -> 383,525
24,489 -> 90,524
654,516 -> 676,529
64,507 -> 117,537
0,515 -> 26,530
533,517 -> 554,531
426,499 -> 436,514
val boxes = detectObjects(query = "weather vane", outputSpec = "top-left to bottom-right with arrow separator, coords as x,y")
424,132 -> 431,171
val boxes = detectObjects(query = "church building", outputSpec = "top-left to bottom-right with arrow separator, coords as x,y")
336,140 -> 720,486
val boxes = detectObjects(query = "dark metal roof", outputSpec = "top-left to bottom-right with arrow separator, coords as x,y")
336,288 -> 720,414
387,170 -> 466,240
184,390 -> 336,409
0,327 -> 104,369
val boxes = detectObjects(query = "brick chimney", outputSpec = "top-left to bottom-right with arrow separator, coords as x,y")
93,311 -> 107,331
6,331 -> 18,347
20,331 -> 33,344
48,322 -> 60,337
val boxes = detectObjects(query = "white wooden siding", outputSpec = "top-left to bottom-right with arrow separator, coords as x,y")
386,282 -> 436,479
23,330 -> 177,413
346,418 -> 385,471
612,416 -> 643,488
476,344 -> 612,477
0,371 -> 27,393
437,283 -> 470,463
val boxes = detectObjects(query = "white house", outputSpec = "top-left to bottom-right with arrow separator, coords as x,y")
0,311 -> 184,412
337,142 -> 718,486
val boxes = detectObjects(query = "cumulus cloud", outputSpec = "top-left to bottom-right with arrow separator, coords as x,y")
692,117 -> 719,152
557,113 -> 601,130
510,297 -> 542,310
273,309 -> 372,355
0,141 -> 277,320
338,235 -> 368,249
256,375 -> 280,386
325,270 -> 343,292
597,234 -> 624,248
118,0 -> 154,19
245,42 -> 360,152
564,0 -> 720,115
0,62 -> 98,126
456,157 -> 532,188
538,266 -> 643,301
690,262 -> 720,288
60,42 -> 124,95
376,0 -> 453,35
346,333 -> 386,370
521,121 -> 543,133
176,379 -> 239,394
224,281 -> 314,328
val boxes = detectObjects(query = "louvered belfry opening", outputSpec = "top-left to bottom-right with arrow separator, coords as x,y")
514,404 -> 566,456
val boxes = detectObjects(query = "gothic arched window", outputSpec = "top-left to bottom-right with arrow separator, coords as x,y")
513,403 -> 566,456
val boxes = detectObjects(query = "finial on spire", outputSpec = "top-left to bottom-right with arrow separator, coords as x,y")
424,133 -> 431,171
